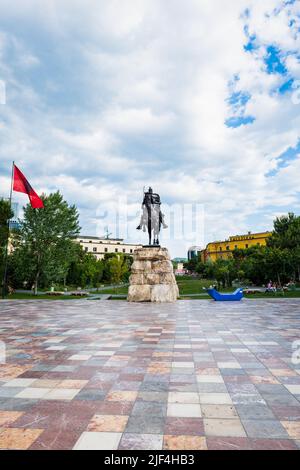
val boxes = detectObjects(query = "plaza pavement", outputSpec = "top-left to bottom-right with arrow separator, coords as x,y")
0,298 -> 300,450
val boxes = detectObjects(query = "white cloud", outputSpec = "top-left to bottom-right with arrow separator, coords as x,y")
0,0 -> 299,256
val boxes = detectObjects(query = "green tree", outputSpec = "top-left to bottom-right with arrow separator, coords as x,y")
106,255 -> 129,284
12,192 -> 80,294
0,199 -> 14,293
184,258 -> 198,272
268,213 -> 300,280
81,254 -> 104,287
209,259 -> 234,288
195,261 -> 206,277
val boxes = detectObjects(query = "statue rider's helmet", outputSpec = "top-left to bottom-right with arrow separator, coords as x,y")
148,187 -> 153,193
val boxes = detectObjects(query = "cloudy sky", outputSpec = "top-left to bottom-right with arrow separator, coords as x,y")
0,0 -> 299,257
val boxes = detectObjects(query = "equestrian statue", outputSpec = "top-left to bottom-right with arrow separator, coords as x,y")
136,187 -> 167,246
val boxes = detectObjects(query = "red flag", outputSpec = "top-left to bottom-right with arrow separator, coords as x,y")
13,164 -> 44,209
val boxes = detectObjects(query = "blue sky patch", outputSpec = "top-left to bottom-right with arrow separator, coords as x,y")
265,45 -> 287,74
279,78 -> 294,94
266,140 -> 300,176
228,91 -> 251,108
225,115 -> 255,128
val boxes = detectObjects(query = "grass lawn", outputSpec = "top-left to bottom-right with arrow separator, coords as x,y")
176,277 -> 215,295
3,278 -> 300,300
97,285 -> 129,295
3,293 -> 88,300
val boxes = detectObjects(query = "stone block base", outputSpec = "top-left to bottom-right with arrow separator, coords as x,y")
127,247 -> 179,303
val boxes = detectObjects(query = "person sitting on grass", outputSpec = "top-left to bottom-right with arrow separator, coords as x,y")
265,280 -> 273,293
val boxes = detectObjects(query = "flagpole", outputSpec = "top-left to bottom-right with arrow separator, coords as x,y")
2,161 -> 14,299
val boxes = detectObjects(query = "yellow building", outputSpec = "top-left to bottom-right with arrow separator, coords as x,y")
202,231 -> 272,262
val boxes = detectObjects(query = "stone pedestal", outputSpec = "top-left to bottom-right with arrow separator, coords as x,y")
127,247 -> 179,302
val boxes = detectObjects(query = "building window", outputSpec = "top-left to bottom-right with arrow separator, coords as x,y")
245,244 -> 248,248
93,247 -> 97,252
219,247 -> 222,251
123,249 -> 126,253
226,246 -> 230,250
235,245 -> 237,249
115,248 -> 118,253
104,248 -> 108,253
257,242 -> 260,246
84,247 -> 88,252
130,249 -> 133,253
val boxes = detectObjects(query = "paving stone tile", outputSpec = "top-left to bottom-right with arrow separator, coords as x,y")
16,388 -> 51,399
284,385 -> 300,395
73,431 -> 122,450
199,393 -> 232,405
125,414 -> 165,433
167,403 -> 202,418
280,421 -> 300,439
242,419 -> 290,439
262,393 -> 300,406
132,401 -> 167,417
164,417 -> 204,435
1,298 -> 300,450
201,404 -> 238,419
137,391 -> 168,402
163,435 -> 207,450
168,392 -> 199,404
0,387 -> 23,398
3,378 -> 37,387
118,433 -> 163,450
236,404 -> 276,420
0,427 -> 43,449
196,375 -> 224,383
250,438 -> 298,450
204,418 -> 246,437
74,389 -> 106,401
270,405 -> 300,421
87,414 -> 128,432
0,410 -> 24,426
206,437 -> 252,450
44,388 -> 80,400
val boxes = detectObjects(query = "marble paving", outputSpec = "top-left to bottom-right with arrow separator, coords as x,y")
0,298 -> 300,450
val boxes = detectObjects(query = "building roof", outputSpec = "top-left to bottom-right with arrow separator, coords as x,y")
78,235 -> 124,242
206,230 -> 272,247
76,236 -> 143,247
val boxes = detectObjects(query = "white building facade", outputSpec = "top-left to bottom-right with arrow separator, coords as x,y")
76,236 -> 143,261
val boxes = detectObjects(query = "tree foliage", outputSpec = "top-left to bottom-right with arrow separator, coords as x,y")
0,198 -> 14,288
11,192 -> 80,293
189,213 -> 300,287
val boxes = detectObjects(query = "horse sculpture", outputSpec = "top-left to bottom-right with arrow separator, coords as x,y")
137,187 -> 167,245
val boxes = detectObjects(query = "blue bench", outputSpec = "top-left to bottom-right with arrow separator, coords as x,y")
206,287 -> 243,301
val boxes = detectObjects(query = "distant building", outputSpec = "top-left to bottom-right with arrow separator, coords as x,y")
201,231 -> 272,262
9,202 -> 21,231
174,262 -> 187,276
172,257 -> 187,263
172,257 -> 188,275
76,236 -> 143,261
187,246 -> 203,261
